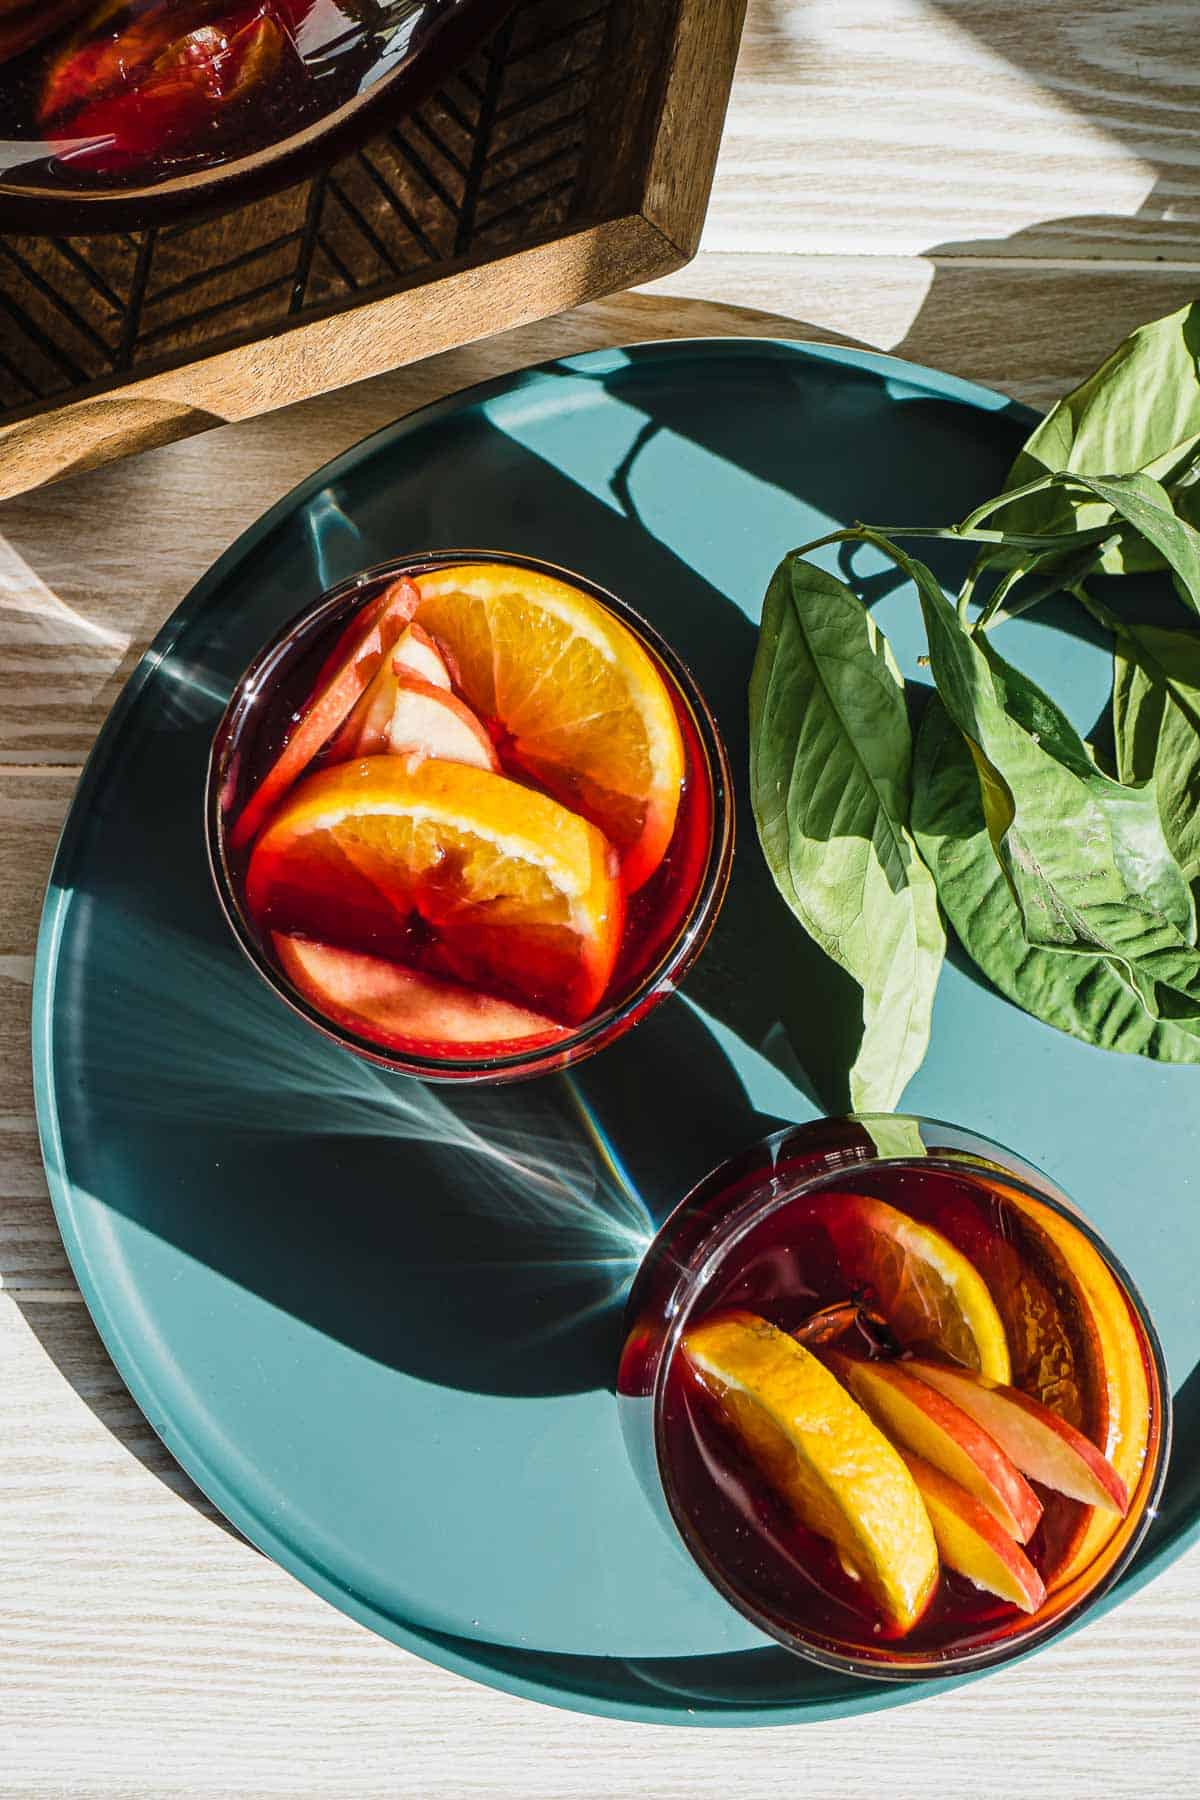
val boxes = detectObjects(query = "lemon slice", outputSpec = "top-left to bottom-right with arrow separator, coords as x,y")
683,1310 -> 938,1632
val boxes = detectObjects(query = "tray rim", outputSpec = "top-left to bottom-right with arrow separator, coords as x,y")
31,334 -> 1200,1727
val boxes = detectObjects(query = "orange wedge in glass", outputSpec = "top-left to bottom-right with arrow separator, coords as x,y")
412,564 -> 685,890
682,1310 -> 938,1633
823,1194 -> 1012,1381
245,756 -> 623,1022
996,1191 -> 1151,1592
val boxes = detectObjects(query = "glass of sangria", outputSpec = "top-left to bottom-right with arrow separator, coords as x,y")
619,1116 -> 1171,1679
0,0 -> 511,230
207,551 -> 733,1083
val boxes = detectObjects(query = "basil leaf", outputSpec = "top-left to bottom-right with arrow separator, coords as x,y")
977,628 -> 1195,938
863,531 -> 1200,1022
1112,622 -> 1200,891
749,556 -> 945,1112
862,1115 -> 927,1159
1064,472 -> 1200,616
976,302 -> 1200,577
912,696 -> 1200,1063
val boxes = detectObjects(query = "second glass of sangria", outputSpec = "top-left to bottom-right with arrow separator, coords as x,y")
619,1117 -> 1170,1679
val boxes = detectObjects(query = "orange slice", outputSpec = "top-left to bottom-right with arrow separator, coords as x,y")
682,1310 -> 938,1633
993,1193 -> 1151,1590
245,756 -> 623,1022
412,563 -> 685,890
824,1195 -> 1012,1381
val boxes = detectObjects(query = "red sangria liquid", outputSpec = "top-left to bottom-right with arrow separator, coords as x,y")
620,1122 -> 1168,1676
0,0 -> 441,190
208,557 -> 731,1081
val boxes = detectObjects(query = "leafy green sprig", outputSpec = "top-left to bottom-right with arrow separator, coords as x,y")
750,302 -> 1200,1108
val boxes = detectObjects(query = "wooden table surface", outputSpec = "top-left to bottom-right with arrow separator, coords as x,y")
3,4 -> 1199,1793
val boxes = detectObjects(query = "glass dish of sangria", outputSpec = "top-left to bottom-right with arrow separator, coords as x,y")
207,551 -> 732,1082
619,1116 -> 1170,1678
0,0 -> 510,226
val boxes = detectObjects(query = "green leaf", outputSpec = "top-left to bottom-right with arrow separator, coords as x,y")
912,696 -> 1200,1064
749,556 -> 945,1112
1112,621 -> 1200,891
857,530 -> 1200,1025
974,302 -> 1200,577
1063,472 -> 1200,616
861,1114 -> 927,1159
976,628 -> 1195,938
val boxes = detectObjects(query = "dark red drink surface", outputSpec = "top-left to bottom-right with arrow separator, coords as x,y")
0,0 -> 414,192
657,1160 -> 1153,1665
219,577 -> 717,1054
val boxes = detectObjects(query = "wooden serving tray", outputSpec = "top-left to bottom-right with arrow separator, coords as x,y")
0,0 -> 745,501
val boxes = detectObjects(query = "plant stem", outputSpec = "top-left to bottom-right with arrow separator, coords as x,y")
977,534 -> 1122,632
958,471 -> 1061,533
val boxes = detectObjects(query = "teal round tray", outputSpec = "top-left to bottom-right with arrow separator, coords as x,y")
33,340 -> 1200,1725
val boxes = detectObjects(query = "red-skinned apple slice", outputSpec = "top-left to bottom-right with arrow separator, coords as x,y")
387,678 -> 500,771
231,579 -> 418,849
309,577 -> 420,693
393,622 -> 451,690
273,933 -> 569,1053
899,1450 -> 1046,1614
904,1360 -> 1128,1514
826,1353 -> 1042,1543
323,661 -> 399,760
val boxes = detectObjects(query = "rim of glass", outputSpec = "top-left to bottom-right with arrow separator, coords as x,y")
205,547 -> 734,1080
648,1115 -> 1174,1683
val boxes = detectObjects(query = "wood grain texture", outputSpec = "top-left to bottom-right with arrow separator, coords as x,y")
0,216 -> 689,504
4,2 -> 1200,1793
709,0 -> 1200,258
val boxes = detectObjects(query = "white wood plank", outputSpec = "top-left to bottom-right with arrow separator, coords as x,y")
711,0 -> 1200,258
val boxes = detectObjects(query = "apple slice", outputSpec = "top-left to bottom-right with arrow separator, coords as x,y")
826,1354 -> 1042,1543
273,933 -> 569,1052
393,622 -> 452,690
308,577 -> 420,691
323,628 -> 461,763
231,578 -> 418,849
904,1360 -> 1128,1515
324,661 -> 400,761
899,1451 -> 1046,1614
387,678 -> 500,771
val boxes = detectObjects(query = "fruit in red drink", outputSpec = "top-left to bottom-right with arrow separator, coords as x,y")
387,680 -> 499,771
273,933 -> 568,1053
827,1353 -> 1042,1543
899,1451 -> 1046,1614
231,579 -> 418,849
904,1360 -> 1128,1514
